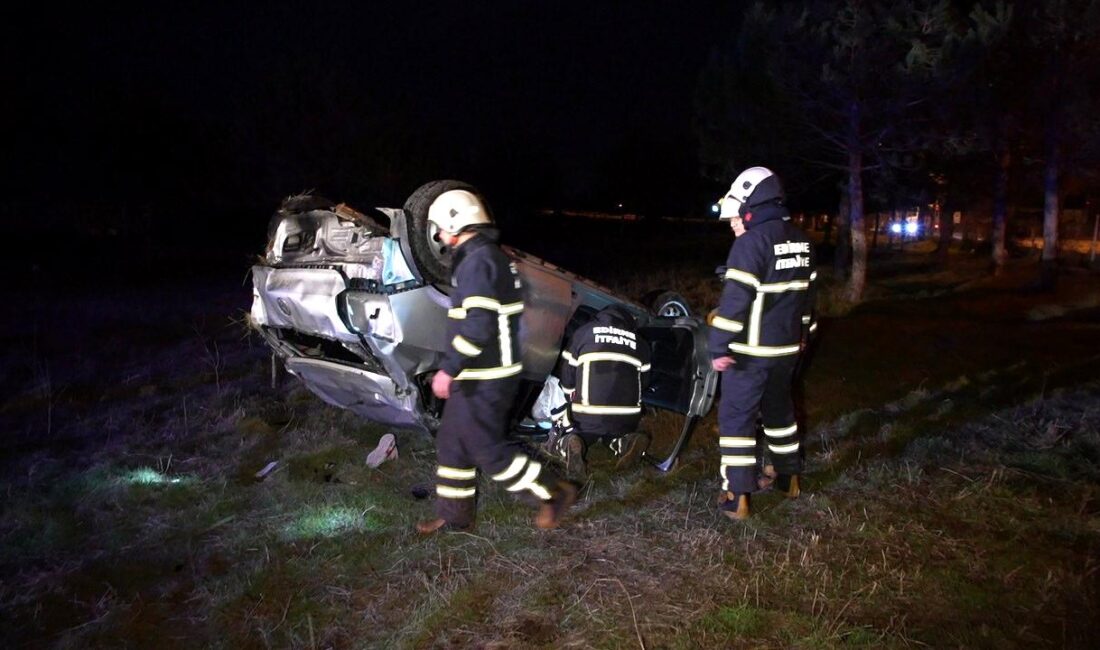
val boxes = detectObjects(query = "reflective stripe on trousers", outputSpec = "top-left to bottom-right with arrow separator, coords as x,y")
434,377 -> 559,526
716,356 -> 801,494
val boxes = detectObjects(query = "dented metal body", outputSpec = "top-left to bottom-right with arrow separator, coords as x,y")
250,192 -> 717,444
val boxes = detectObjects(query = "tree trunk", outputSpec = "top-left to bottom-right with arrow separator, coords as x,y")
846,153 -> 866,302
937,200 -> 953,262
1041,134 -> 1060,289
991,140 -> 1010,275
834,185 -> 852,278
845,110 -> 867,307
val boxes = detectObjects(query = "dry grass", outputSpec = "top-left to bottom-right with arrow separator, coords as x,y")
2,242 -> 1099,648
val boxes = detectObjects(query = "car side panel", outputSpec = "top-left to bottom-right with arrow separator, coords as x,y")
285,357 -> 427,431
251,266 -> 358,343
344,286 -> 450,377
511,260 -> 573,379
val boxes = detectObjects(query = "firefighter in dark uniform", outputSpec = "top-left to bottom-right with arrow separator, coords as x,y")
708,167 -> 817,521
416,189 -> 577,534
548,305 -> 652,478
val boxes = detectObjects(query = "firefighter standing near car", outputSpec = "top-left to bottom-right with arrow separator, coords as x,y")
416,188 -> 577,534
709,167 -> 816,520
547,305 -> 652,479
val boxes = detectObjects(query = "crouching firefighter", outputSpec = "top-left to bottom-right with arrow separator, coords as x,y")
709,167 -> 817,521
417,188 -> 577,534
547,305 -> 652,478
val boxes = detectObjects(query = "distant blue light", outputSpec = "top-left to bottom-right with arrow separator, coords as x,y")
905,222 -> 919,235
890,223 -> 902,234
711,203 -> 720,214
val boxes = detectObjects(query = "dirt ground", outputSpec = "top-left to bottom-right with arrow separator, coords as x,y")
1,240 -> 1098,649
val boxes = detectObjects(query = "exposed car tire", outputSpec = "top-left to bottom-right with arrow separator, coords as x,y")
403,179 -> 489,285
643,290 -> 693,319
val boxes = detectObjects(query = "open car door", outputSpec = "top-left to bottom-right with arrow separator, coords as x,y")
638,319 -> 718,471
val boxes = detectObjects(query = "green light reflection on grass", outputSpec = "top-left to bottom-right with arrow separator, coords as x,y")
282,505 -> 381,540
121,467 -> 193,486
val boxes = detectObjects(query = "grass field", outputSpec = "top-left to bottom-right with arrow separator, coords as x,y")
1,235 -> 1098,648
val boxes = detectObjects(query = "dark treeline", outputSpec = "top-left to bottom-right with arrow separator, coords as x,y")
695,0 -> 1100,298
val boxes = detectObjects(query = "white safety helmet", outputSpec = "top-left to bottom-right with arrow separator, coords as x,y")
718,166 -> 784,220
427,189 -> 492,234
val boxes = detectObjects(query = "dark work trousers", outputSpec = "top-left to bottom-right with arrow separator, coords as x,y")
717,356 -> 801,495
434,377 -> 559,526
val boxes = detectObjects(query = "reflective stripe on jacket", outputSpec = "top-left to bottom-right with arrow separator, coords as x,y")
440,234 -> 525,381
708,216 -> 816,366
559,311 -> 651,435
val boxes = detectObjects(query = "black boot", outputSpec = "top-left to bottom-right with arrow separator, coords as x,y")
776,474 -> 800,498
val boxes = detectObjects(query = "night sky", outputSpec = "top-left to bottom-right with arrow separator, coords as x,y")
7,1 -> 736,228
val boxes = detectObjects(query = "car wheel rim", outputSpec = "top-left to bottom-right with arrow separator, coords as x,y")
658,301 -> 689,318
426,221 -> 450,264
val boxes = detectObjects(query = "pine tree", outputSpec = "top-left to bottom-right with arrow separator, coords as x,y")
697,0 -> 964,302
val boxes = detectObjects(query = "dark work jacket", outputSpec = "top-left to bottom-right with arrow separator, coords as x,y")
560,309 -> 652,435
708,204 -> 817,368
440,233 -> 524,381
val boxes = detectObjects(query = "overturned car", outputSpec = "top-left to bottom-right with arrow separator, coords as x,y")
249,180 -> 717,469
